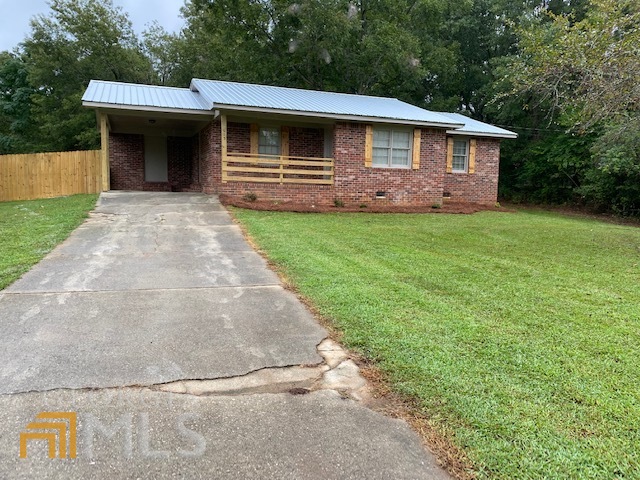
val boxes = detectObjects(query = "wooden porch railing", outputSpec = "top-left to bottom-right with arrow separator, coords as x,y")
222,152 -> 334,185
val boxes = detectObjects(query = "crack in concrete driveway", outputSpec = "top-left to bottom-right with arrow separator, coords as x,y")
0,192 -> 450,479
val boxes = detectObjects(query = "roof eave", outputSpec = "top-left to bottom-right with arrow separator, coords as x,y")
215,104 -> 464,128
82,101 -> 214,116
446,129 -> 518,139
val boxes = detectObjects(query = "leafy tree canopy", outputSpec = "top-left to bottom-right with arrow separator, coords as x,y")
0,0 -> 638,214
19,0 -> 155,151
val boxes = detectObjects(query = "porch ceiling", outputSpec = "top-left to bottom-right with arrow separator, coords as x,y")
105,110 -> 212,137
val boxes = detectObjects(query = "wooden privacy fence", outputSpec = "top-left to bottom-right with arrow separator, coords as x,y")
0,150 -> 102,202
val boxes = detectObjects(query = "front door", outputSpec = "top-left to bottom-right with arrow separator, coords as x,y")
144,135 -> 168,182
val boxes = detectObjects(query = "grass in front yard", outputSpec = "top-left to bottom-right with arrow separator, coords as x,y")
231,208 -> 640,479
0,195 -> 98,290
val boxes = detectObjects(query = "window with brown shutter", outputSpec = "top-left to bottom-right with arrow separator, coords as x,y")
447,137 -> 476,174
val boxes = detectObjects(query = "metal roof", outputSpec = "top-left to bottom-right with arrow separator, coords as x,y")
190,79 -> 462,127
82,80 -> 210,112
439,112 -> 517,139
82,79 -> 516,137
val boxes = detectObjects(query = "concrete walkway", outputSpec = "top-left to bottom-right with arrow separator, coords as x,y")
0,192 -> 450,479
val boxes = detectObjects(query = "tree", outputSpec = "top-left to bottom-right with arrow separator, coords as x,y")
22,0 -> 154,151
494,0 -> 640,214
142,22 -> 183,86
0,52 -> 36,153
176,0 -> 426,102
505,0 -> 639,129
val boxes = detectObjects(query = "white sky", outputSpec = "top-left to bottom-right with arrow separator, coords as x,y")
0,0 -> 185,52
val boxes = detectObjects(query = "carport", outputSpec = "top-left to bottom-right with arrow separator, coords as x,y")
83,81 -> 214,192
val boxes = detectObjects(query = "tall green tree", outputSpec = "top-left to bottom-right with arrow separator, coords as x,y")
508,0 -> 639,129
176,0 -> 426,102
142,22 -> 182,86
495,0 -> 640,213
22,0 -> 154,151
0,52 -> 36,153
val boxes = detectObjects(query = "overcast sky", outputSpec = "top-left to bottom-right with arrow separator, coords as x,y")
0,0 -> 185,52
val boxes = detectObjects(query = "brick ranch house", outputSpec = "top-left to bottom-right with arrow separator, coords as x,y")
82,79 -> 516,205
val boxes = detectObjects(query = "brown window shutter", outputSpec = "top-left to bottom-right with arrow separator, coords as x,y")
468,139 -> 476,174
446,137 -> 454,173
412,128 -> 421,170
250,123 -> 259,154
364,124 -> 373,167
281,126 -> 289,157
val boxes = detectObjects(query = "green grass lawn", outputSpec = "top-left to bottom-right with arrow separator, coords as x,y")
0,195 -> 98,290
231,208 -> 640,479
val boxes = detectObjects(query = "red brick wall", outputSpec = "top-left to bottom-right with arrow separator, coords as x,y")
289,126 -> 324,158
225,122 -> 324,158
110,133 -> 143,190
196,120 -> 330,201
198,120 -> 221,194
168,136 -> 193,190
228,122 -> 250,153
190,134 -> 199,186
109,133 -> 194,191
108,133 -> 172,191
443,138 -> 500,204
209,122 -> 448,205
332,123 -> 445,205
118,119 -> 502,205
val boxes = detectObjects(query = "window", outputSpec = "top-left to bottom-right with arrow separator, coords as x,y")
259,127 -> 280,156
372,128 -> 411,168
452,139 -> 468,172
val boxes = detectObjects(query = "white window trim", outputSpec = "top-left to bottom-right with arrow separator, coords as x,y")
372,127 -> 413,169
452,138 -> 469,173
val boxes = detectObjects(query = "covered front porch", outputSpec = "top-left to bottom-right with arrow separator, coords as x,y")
101,109 -> 337,192
219,114 -> 335,186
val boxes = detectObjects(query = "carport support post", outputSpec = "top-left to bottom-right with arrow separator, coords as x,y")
99,112 -> 110,191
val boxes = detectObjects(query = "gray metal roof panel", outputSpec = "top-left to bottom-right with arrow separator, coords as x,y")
82,79 -> 516,138
82,80 -> 210,111
438,112 -> 517,138
190,79 -> 462,126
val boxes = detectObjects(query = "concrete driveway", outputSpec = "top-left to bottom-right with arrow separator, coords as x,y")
0,192 -> 450,479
